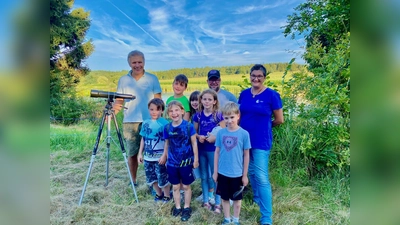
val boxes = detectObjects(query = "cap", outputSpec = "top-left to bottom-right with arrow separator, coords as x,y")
207,70 -> 220,79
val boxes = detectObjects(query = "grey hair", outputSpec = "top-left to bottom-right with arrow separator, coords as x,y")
127,50 -> 145,64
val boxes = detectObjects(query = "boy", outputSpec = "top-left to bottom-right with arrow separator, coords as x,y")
137,98 -> 171,202
166,74 -> 190,121
213,102 -> 251,225
160,100 -> 199,222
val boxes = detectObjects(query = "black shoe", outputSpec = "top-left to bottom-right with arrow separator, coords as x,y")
171,206 -> 182,217
180,207 -> 192,221
154,194 -> 163,202
162,196 -> 171,203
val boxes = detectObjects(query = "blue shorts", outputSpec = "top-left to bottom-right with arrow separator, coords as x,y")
167,165 -> 195,185
144,160 -> 169,188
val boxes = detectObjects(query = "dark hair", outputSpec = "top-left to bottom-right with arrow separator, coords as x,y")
189,90 -> 200,117
250,64 -> 267,77
148,98 -> 165,111
174,74 -> 189,87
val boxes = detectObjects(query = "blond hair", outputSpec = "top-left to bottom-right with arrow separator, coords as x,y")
221,101 -> 240,116
167,100 -> 184,112
198,89 -> 220,121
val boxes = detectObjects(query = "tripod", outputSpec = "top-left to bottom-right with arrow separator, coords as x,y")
78,97 -> 139,205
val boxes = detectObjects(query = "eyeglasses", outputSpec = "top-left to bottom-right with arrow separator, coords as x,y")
208,79 -> 220,83
250,74 -> 264,79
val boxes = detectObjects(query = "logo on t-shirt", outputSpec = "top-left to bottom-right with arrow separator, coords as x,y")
223,136 -> 238,151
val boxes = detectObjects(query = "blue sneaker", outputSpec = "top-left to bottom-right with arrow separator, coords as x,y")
154,194 -> 163,202
221,218 -> 231,224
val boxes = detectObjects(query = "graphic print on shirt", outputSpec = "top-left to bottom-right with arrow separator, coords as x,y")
142,123 -> 163,158
223,135 -> 238,152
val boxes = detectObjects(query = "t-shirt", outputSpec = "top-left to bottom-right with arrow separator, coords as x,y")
166,95 -> 190,112
238,88 -> 282,150
163,120 -> 196,167
139,117 -> 169,161
215,127 -> 251,177
218,89 -> 238,107
116,71 -> 162,122
193,111 -> 224,152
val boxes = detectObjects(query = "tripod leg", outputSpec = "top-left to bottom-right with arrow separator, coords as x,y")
78,111 -> 107,205
112,112 -> 139,203
105,115 -> 111,186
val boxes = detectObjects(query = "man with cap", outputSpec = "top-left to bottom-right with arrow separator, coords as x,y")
207,69 -> 237,107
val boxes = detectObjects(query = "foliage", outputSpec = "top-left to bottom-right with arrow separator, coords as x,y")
50,0 -> 94,124
280,0 -> 350,175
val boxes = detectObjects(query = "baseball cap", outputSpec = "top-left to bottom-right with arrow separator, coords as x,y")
207,70 -> 220,79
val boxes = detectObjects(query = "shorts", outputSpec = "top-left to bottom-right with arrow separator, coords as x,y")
167,165 -> 195,185
123,122 -> 142,157
144,160 -> 170,188
216,173 -> 244,201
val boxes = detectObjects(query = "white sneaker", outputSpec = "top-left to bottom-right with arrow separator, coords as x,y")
209,197 -> 216,205
195,193 -> 203,202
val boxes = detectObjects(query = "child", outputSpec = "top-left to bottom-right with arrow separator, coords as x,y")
213,102 -> 251,225
166,74 -> 191,121
160,100 -> 199,222
189,90 -> 200,122
193,89 -> 225,213
137,98 -> 171,202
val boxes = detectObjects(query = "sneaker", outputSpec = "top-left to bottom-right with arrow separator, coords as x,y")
221,218 -> 232,224
128,181 -> 138,187
162,196 -> 171,203
154,194 -> 163,202
180,207 -> 192,221
209,196 -> 216,205
171,206 -> 181,217
195,193 -> 203,202
202,202 -> 211,210
233,222 -> 240,225
214,205 -> 222,214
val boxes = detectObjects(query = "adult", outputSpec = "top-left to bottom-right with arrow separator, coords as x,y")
238,64 -> 284,225
207,69 -> 237,107
113,50 -> 162,186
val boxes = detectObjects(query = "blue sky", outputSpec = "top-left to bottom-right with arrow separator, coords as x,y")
73,0 -> 307,72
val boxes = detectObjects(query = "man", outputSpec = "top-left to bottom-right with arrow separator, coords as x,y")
207,69 -> 237,106
113,50 -> 162,186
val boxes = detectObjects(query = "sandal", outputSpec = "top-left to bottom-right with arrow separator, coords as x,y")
214,205 -> 222,214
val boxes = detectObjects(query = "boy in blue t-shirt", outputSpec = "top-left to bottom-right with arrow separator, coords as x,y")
213,102 -> 251,225
138,98 -> 171,202
160,100 -> 199,222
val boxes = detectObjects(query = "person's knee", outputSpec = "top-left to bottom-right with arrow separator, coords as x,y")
182,184 -> 191,192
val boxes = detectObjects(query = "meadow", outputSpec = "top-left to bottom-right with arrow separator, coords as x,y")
50,118 -> 350,225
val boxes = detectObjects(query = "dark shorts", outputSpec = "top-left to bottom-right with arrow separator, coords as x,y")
144,160 -> 170,188
123,122 -> 142,157
167,165 -> 195,185
216,173 -> 244,201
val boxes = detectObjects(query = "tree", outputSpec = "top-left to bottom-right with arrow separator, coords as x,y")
282,0 -> 350,174
50,0 -> 94,124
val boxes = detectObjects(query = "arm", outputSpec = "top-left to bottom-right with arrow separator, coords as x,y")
154,93 -> 161,99
159,139 -> 168,165
137,137 -> 144,164
242,149 -> 250,186
213,146 -> 220,182
191,134 -> 199,168
194,121 -> 206,143
183,112 -> 190,121
272,108 -> 284,127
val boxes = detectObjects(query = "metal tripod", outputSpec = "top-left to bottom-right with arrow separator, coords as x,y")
78,98 -> 139,205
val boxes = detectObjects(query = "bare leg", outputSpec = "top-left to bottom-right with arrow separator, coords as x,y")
128,155 -> 138,183
153,182 -> 162,196
163,184 -> 171,197
182,184 -> 192,208
173,184 -> 181,208
233,200 -> 242,218
222,199 -> 231,219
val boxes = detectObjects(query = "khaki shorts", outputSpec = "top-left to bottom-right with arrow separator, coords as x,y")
123,122 -> 142,157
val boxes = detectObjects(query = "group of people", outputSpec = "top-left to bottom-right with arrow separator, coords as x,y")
113,50 -> 284,225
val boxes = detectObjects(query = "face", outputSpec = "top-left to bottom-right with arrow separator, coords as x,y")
250,70 -> 265,88
148,103 -> 162,120
190,98 -> 199,110
201,93 -> 216,110
172,81 -> 187,96
207,77 -> 221,92
168,105 -> 184,122
128,55 -> 144,76
223,113 -> 240,129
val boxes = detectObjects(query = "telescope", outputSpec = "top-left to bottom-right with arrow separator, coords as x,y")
90,90 -> 136,100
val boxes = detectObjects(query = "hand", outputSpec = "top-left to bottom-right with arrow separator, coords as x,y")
193,160 -> 199,169
198,135 -> 206,143
242,176 -> 249,187
212,173 -> 218,183
137,155 -> 143,164
206,132 -> 216,143
159,154 -> 167,165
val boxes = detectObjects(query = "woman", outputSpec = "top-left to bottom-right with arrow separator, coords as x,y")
238,64 -> 284,225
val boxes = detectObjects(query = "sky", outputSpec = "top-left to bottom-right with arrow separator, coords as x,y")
73,0 -> 306,72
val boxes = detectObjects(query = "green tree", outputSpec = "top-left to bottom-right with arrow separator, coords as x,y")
50,0 -> 94,124
282,0 -> 350,174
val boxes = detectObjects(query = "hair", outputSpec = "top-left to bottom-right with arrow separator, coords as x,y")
250,64 -> 267,77
173,74 -> 189,87
148,98 -> 165,111
189,90 -> 201,117
167,100 -> 185,113
198,89 -> 220,120
221,101 -> 240,116
127,50 -> 145,64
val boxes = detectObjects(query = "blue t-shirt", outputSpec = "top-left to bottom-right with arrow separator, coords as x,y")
238,88 -> 282,150
215,127 -> 251,178
193,111 -> 224,152
139,117 -> 169,161
117,71 -> 162,122
163,120 -> 196,167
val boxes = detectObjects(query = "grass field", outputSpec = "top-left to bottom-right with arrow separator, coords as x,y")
50,120 -> 349,225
